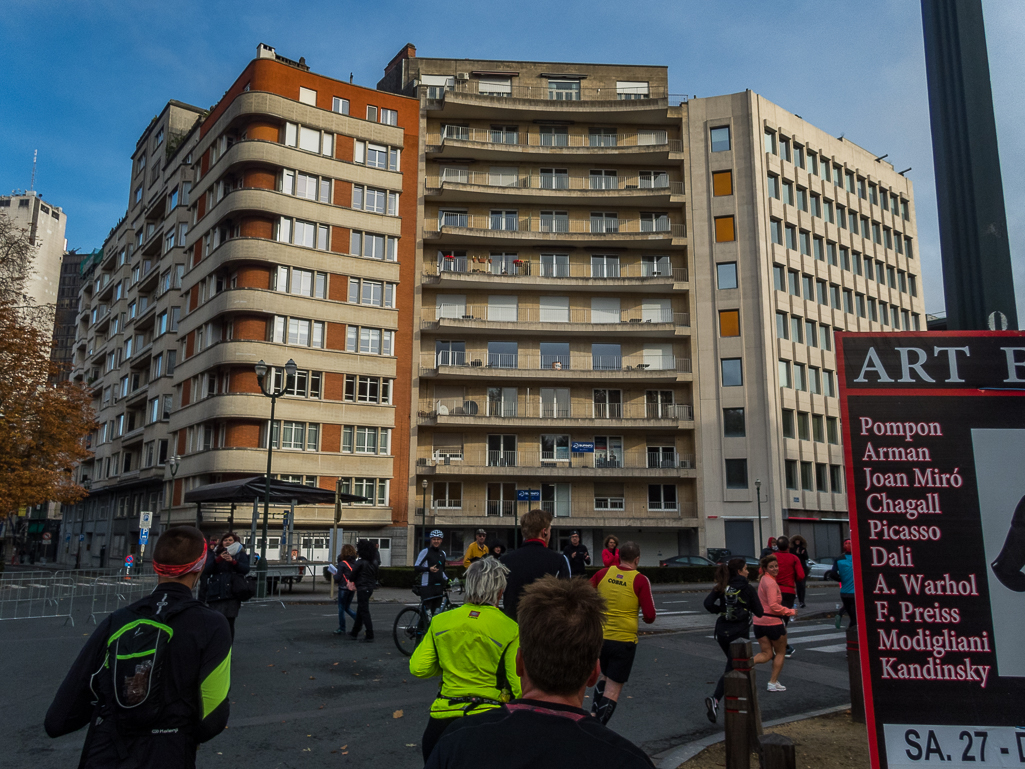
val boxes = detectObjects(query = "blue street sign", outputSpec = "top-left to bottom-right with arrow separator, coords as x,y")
139,529 -> 149,545
125,555 -> 134,565
516,490 -> 541,501
79,534 -> 85,542
571,441 -> 595,453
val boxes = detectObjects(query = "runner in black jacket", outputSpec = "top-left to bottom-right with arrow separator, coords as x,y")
701,558 -> 763,723
500,509 -> 571,621
45,526 -> 232,769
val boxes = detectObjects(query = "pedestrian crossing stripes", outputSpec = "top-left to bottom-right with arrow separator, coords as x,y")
706,622 -> 849,653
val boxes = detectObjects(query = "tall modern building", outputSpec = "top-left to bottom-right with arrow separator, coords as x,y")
380,47 -> 925,564
64,44 -> 419,567
51,248 -> 91,381
0,190 -> 68,315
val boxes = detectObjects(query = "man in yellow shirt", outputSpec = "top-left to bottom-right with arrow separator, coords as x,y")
462,529 -> 489,568
587,541 -> 656,725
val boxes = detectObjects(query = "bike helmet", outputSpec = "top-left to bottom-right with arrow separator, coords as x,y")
430,529 -> 444,538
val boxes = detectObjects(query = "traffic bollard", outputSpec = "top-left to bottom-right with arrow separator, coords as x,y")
846,625 -> 865,723
724,670 -> 751,769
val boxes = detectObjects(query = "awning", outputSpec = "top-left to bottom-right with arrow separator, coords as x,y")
183,476 -> 367,505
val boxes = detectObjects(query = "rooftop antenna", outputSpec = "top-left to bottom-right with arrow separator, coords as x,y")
30,149 -> 37,191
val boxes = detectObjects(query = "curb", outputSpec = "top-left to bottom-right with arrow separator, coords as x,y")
652,703 -> 852,768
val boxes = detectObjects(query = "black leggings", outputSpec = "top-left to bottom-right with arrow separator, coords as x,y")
350,589 -> 374,638
841,594 -> 857,628
713,621 -> 750,701
795,578 -> 807,604
226,616 -> 236,642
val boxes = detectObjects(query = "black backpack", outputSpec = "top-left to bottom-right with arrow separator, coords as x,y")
722,585 -> 751,623
91,594 -> 189,731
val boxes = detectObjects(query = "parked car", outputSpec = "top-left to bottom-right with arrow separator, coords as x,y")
808,556 -> 838,580
715,554 -> 761,570
658,555 -> 716,568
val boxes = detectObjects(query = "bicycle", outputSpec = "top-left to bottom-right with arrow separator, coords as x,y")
393,585 -> 460,656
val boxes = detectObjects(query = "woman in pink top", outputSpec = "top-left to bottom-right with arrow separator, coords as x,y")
601,535 -> 620,568
752,554 -> 796,691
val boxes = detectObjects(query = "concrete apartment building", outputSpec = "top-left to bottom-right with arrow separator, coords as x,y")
380,46 -> 925,563
380,49 -> 696,564
0,190 -> 67,317
51,248 -> 91,381
63,45 -> 420,567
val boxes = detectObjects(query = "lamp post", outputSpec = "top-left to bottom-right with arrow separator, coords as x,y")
755,479 -> 763,554
254,358 -> 296,598
155,454 -> 180,568
421,479 -> 428,549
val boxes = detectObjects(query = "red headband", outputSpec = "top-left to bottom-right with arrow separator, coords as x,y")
153,539 -> 208,578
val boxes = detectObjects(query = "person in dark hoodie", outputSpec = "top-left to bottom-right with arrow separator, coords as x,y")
45,526 -> 232,768
348,539 -> 380,642
702,557 -> 763,723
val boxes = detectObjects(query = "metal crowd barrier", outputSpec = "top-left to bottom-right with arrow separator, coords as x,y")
0,568 -> 158,626
245,562 -> 328,608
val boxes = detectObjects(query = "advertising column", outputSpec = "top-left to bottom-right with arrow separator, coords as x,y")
838,331 -> 1025,769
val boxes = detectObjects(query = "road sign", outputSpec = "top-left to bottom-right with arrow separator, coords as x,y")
571,441 -> 594,453
79,534 -> 85,542
139,510 -> 153,529
125,555 -> 134,565
516,490 -> 541,502
837,331 -> 1025,769
41,532 -> 51,541
139,529 -> 149,545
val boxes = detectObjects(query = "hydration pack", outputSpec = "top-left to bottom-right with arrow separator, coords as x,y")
91,593 -> 187,731
722,585 -> 750,623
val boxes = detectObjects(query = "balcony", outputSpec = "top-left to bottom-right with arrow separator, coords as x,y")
420,352 -> 691,380
417,398 -> 693,427
423,258 -> 687,291
415,449 -> 695,478
421,305 -> 689,335
424,215 -> 686,246
425,126 -> 683,164
425,172 -> 683,206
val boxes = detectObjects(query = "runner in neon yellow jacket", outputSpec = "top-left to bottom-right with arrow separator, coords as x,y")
410,558 -> 521,762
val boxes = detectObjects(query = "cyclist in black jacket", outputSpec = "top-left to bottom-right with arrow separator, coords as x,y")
415,529 -> 449,616
702,557 -> 763,723
45,526 -> 232,769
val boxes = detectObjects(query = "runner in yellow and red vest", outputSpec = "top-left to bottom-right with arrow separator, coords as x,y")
588,541 -> 656,725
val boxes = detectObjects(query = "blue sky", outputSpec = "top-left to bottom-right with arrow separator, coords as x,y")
2,0 -> 1023,316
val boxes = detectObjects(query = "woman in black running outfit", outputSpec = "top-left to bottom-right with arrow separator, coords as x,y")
702,558 -> 763,723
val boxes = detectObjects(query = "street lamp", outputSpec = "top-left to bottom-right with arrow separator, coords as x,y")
421,479 -> 428,549
156,454 -> 180,568
755,479 -> 763,554
254,359 -> 296,597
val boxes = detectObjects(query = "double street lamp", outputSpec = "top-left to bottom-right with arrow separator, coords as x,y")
254,358 -> 296,597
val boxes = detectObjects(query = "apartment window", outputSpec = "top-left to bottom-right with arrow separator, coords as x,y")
833,165 -> 843,186
779,359 -> 792,388
345,326 -> 394,356
539,211 -> 569,233
349,278 -> 396,308
284,122 -> 333,156
853,252 -> 862,275
776,311 -> 788,339
723,408 -> 745,437
803,274 -> 814,298
548,79 -> 580,100
827,241 -> 837,266
797,412 -> 810,440
782,181 -> 794,206
713,170 -> 733,196
273,266 -> 327,298
817,279 -> 828,305
791,316 -> 803,343
807,152 -> 817,175
263,420 -> 319,451
861,217 -> 871,239
594,483 -> 625,511
782,409 -> 795,438
887,266 -> 897,288
789,269 -> 800,296
824,200 -> 834,223
873,222 -> 882,244
913,313 -> 921,331
718,262 -> 738,289
840,246 -> 850,270
845,171 -> 855,193
827,416 -> 839,444
770,219 -> 783,245
868,298 -> 878,322
857,293 -> 866,318
902,199 -> 910,220
491,210 -> 519,231
794,362 -> 806,391
767,174 -> 780,199
820,324 -> 832,350
648,484 -> 677,511
796,187 -> 807,211
338,478 -> 388,506
773,265 -> 785,291
804,319 -> 815,347
813,236 -> 824,261
380,108 -> 398,126
366,105 -> 378,122
272,368 -> 322,398
719,309 -> 740,337
353,140 -> 400,171
433,482 -> 462,510
830,465 -> 844,494
817,463 -> 830,492
785,225 -> 797,251
721,358 -> 743,387
764,129 -> 776,155
810,194 -> 821,217
799,231 -> 811,256
905,237 -> 914,258
837,205 -> 846,230
785,460 -> 799,490
352,185 -> 399,216
589,169 -> 616,190
710,126 -> 731,152
779,136 -> 791,162
909,275 -> 918,297
794,144 -> 804,167
540,126 -> 568,147
640,212 -> 670,232
895,234 -> 904,255
638,170 -> 668,189
332,97 -> 349,115
725,459 -> 749,489
593,389 -> 623,419
830,284 -> 842,309
884,228 -> 893,249
350,230 -> 398,261
801,461 -> 814,491
714,216 -> 736,243
272,316 -> 326,348
278,217 -> 329,250
809,366 -> 822,395
344,375 -> 392,404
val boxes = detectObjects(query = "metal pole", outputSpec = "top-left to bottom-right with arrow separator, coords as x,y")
258,393 -> 275,599
249,498 -> 259,559
421,481 -> 427,549
756,479 -> 763,554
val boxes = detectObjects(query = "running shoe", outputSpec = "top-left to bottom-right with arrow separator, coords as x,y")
767,681 -> 787,692
704,697 -> 718,723
785,645 -> 796,658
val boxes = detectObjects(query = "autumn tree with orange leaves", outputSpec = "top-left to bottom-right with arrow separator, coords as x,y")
0,212 -> 95,514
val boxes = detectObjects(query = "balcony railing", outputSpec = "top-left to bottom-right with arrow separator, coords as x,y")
425,258 -> 687,282
423,352 -> 690,374
425,215 -> 685,238
418,398 -> 693,422
426,126 -> 683,153
416,449 -> 695,471
422,81 -> 688,106
424,305 -> 689,327
427,172 -> 684,196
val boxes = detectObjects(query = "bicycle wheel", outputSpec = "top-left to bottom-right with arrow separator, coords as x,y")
393,607 -> 425,656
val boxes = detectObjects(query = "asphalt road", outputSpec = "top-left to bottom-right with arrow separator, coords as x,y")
0,583 -> 852,769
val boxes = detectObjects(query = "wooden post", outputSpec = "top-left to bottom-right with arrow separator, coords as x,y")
730,639 -> 763,741
758,733 -> 796,769
724,671 -> 751,769
846,625 -> 865,723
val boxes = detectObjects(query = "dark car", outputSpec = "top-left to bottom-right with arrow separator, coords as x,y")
659,555 -> 716,568
715,554 -> 761,570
